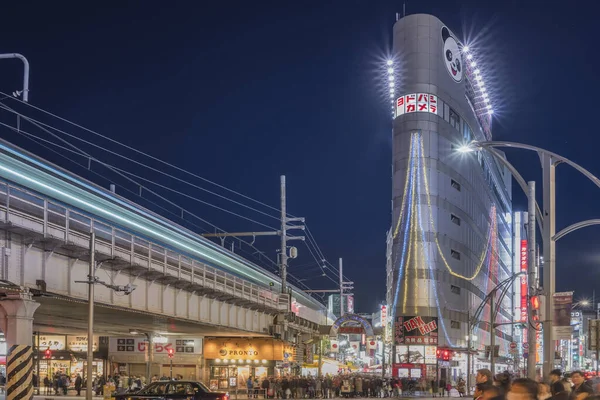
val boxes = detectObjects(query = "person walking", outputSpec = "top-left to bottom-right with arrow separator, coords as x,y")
75,374 -> 83,396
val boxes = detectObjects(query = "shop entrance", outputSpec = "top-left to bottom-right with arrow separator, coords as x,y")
209,365 -> 272,392
160,364 -> 196,381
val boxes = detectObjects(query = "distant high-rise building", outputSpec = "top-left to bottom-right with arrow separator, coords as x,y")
385,14 -> 514,378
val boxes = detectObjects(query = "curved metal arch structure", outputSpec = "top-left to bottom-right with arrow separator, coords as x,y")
468,139 -> 600,378
486,147 -> 544,232
469,272 -> 525,329
475,141 -> 600,189
554,219 -> 600,241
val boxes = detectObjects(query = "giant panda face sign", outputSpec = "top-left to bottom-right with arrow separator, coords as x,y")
442,26 -> 462,83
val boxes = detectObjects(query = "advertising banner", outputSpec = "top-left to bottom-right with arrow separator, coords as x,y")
554,292 -> 574,340
330,340 -> 339,353
394,316 -> 438,345
520,240 -> 528,322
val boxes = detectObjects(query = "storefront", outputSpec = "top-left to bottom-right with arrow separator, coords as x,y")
108,337 -> 203,381
204,338 -> 295,392
35,334 -> 106,382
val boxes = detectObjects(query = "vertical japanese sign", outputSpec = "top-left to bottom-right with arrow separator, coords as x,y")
520,240 -> 528,322
553,292 -> 573,340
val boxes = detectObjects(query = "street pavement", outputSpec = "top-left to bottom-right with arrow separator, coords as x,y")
9,396 -> 462,400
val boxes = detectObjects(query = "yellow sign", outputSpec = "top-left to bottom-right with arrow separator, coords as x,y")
204,338 -> 293,361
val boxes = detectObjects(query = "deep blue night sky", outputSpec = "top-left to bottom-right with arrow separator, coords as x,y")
0,1 -> 599,312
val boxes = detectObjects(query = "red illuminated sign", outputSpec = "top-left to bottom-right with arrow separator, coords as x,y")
520,240 -> 528,322
396,93 -> 438,117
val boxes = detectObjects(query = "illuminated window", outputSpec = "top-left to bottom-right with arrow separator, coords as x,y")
451,179 -> 461,191
451,320 -> 461,329
450,214 -> 461,226
450,249 -> 461,260
450,285 -> 461,295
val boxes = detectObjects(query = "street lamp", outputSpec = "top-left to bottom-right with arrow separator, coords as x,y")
457,140 -> 600,378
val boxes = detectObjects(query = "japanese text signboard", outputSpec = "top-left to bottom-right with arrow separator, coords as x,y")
396,94 -> 438,117
394,316 -> 438,345
520,240 -> 528,322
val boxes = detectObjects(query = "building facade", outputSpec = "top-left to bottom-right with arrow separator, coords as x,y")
386,14 -> 514,379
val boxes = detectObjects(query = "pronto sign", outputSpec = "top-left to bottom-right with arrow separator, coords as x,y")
329,313 -> 374,338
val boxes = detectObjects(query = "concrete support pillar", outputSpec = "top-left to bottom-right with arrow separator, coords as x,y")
0,290 -> 40,400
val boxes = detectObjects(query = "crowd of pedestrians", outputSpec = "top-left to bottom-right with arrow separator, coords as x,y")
242,368 -> 600,400
469,368 -> 600,400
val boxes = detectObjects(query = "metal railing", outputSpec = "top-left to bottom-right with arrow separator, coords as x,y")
0,181 -> 288,312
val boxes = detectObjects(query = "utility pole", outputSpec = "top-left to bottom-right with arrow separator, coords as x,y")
76,230 -> 135,400
527,181 -> 538,379
280,175 -> 288,294
86,232 -> 95,400
202,176 -> 305,302
339,258 -> 344,317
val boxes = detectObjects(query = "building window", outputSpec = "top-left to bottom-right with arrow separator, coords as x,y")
451,320 -> 461,329
463,123 -> 472,143
451,249 -> 461,260
449,108 -> 460,131
451,214 -> 461,226
451,179 -> 461,191
450,285 -> 461,295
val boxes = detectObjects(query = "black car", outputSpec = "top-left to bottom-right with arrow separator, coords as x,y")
115,380 -> 229,400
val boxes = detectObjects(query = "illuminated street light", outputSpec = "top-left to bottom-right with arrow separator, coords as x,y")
456,140 -> 600,378
387,59 -> 393,66
463,46 -> 470,53
387,67 -> 394,74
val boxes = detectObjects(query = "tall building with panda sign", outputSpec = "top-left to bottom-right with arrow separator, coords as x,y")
385,14 -> 514,379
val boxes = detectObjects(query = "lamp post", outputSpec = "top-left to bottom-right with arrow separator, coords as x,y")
458,140 -> 600,378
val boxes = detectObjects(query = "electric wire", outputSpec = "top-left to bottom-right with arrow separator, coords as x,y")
0,101 -> 346,285
2,126 -> 328,288
0,118 -> 289,276
0,93 -> 285,215
0,103 -> 283,222
0,99 -> 347,292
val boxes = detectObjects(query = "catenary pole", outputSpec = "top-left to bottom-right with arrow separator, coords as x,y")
280,175 -> 287,294
86,232 -> 95,400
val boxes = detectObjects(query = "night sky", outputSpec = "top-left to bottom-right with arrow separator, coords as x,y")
0,1 -> 598,313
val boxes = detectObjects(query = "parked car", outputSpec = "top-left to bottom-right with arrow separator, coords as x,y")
114,381 -> 229,400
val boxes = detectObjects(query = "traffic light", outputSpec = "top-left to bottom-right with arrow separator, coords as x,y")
167,348 -> 174,359
44,348 -> 52,360
531,296 -> 540,311
436,349 -> 452,361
